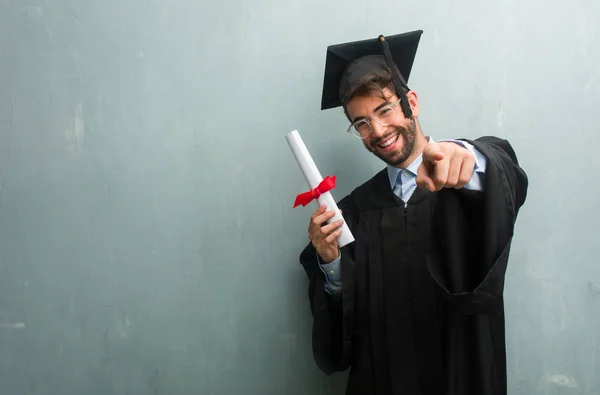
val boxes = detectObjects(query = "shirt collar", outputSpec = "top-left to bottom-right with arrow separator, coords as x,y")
386,136 -> 434,189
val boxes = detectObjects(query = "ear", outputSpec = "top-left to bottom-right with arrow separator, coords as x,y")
405,90 -> 420,118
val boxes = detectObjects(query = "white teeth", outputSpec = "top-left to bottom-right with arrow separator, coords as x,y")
380,135 -> 398,148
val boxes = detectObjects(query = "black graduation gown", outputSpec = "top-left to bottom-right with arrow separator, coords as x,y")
299,136 -> 528,395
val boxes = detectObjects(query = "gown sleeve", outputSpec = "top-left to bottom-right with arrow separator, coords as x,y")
427,136 -> 528,313
426,136 -> 529,395
298,195 -> 359,375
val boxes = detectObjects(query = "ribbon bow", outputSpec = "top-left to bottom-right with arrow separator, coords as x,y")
293,176 -> 336,208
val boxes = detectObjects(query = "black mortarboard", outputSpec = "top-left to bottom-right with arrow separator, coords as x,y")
320,30 -> 423,118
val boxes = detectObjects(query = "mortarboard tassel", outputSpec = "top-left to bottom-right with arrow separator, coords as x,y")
378,35 -> 413,119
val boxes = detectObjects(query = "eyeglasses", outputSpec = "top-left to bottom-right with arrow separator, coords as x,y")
346,98 -> 402,139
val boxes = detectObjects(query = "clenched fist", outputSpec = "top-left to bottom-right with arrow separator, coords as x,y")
417,142 -> 476,192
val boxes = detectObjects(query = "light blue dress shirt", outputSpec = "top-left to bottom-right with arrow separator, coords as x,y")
317,138 -> 487,294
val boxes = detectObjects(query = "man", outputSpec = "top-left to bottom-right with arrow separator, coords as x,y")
298,30 -> 528,395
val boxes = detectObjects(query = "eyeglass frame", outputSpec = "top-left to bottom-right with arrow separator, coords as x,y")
346,98 -> 402,139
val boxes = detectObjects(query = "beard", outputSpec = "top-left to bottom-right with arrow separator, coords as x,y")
366,117 -> 417,167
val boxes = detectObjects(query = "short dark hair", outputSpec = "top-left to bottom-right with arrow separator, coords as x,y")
342,68 -> 408,120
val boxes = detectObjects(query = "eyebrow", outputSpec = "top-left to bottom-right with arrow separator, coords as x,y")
351,101 -> 393,124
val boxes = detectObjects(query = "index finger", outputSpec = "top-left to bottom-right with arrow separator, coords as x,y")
311,204 -> 327,220
310,207 -> 336,231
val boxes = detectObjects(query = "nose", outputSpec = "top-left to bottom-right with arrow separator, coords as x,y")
369,120 -> 387,138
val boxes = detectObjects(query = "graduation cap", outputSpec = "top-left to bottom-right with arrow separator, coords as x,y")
321,30 -> 423,118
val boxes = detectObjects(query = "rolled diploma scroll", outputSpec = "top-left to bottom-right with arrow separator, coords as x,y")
285,130 -> 355,247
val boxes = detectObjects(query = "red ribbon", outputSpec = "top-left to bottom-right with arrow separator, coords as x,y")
293,176 -> 336,208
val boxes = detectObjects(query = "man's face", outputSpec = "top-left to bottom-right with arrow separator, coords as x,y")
345,88 -> 418,167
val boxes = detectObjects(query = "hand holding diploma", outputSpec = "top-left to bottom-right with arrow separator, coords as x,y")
307,204 -> 346,263
285,130 -> 354,260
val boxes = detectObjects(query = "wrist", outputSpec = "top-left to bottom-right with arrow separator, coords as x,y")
318,249 -> 339,264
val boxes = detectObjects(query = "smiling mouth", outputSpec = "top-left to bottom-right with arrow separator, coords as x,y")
375,133 -> 400,152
